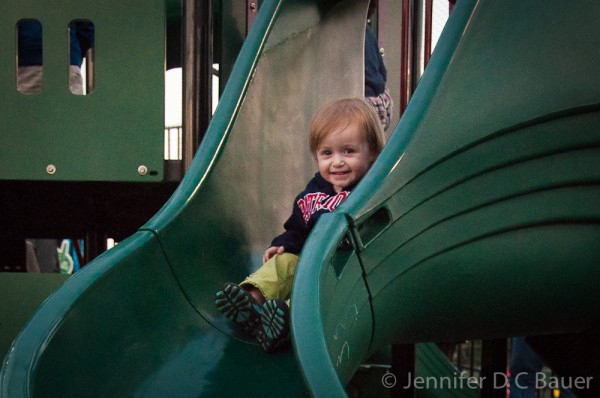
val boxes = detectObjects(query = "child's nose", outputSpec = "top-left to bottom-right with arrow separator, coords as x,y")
333,154 -> 345,166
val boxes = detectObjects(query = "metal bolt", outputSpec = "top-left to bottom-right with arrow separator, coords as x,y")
137,165 -> 148,176
249,2 -> 257,12
46,164 -> 56,175
379,47 -> 385,57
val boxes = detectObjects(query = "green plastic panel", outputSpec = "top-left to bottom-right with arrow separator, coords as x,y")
0,0 -> 164,181
415,343 -> 479,398
0,273 -> 68,360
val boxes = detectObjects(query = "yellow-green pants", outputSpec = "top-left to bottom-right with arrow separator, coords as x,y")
241,253 -> 298,301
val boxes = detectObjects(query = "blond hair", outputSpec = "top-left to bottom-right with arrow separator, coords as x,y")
309,97 -> 385,158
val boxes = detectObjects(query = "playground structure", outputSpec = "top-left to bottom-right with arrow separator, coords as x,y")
2,0 -> 600,397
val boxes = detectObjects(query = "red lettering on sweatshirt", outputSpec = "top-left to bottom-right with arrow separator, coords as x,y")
297,191 -> 349,222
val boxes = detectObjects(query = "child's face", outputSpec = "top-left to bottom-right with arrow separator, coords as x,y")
315,123 -> 375,193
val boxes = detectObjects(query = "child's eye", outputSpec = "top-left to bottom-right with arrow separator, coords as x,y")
320,150 -> 332,156
345,148 -> 356,154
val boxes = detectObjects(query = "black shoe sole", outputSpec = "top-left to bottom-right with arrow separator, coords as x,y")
215,283 -> 262,334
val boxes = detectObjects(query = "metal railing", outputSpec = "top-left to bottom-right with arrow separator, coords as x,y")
164,126 -> 183,160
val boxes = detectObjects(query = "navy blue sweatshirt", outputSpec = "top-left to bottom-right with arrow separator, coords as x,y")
271,173 -> 353,254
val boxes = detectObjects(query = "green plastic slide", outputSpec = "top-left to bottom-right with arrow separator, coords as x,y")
292,0 -> 600,395
2,0 -> 599,397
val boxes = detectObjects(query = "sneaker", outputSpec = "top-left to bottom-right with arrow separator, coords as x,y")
257,299 -> 290,353
215,283 -> 262,335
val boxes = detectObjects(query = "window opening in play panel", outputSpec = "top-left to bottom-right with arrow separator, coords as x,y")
16,19 -> 43,94
16,19 -> 95,95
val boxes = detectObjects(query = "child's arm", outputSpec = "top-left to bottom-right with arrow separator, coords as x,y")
269,202 -> 309,257
266,180 -> 314,261
263,246 -> 285,263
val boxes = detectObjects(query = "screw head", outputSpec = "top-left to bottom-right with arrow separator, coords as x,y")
46,164 -> 56,175
137,165 -> 148,176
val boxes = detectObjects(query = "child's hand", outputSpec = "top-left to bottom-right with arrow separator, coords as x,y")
263,246 -> 284,263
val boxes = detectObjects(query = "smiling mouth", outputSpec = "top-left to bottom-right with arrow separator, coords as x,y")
331,171 -> 349,176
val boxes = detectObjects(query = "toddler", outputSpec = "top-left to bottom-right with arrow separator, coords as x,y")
215,97 -> 385,352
